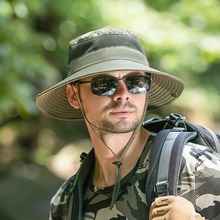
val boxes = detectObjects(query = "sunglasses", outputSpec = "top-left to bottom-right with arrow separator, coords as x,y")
76,74 -> 152,96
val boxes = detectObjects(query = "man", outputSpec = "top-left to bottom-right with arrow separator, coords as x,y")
36,28 -> 220,219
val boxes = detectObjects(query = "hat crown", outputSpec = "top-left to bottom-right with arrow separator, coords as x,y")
68,28 -> 146,63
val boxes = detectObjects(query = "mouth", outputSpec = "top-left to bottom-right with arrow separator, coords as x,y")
110,109 -> 134,117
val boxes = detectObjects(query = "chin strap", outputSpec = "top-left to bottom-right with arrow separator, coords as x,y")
111,160 -> 122,209
109,95 -> 148,209
109,126 -> 138,209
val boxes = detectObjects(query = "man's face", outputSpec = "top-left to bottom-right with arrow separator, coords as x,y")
71,70 -> 148,134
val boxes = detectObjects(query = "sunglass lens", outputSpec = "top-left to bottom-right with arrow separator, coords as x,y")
91,77 -> 117,96
125,76 -> 151,94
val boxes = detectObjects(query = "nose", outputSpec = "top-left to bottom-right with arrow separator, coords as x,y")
112,79 -> 129,101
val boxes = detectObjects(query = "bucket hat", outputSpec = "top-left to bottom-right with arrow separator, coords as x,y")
36,28 -> 184,120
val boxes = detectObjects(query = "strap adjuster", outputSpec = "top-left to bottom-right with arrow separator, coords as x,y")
154,180 -> 169,197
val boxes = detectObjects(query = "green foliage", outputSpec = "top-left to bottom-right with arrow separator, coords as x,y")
0,0 -> 105,124
0,0 -> 57,122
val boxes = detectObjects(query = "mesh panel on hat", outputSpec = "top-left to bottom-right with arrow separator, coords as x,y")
68,34 -> 145,62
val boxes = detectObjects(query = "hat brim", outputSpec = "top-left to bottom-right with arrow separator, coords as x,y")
36,59 -> 184,120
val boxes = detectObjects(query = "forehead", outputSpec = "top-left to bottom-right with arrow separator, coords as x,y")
82,70 -> 145,80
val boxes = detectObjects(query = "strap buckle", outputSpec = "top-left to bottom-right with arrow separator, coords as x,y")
154,180 -> 169,197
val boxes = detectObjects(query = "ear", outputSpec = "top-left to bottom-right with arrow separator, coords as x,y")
66,84 -> 80,109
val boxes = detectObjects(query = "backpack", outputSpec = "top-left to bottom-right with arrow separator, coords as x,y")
143,113 -> 220,206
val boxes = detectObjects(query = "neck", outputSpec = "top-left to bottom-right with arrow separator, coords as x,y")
88,126 -> 150,187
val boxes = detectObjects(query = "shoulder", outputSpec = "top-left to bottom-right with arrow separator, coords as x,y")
49,149 -> 95,219
179,142 -> 220,197
180,142 -> 220,178
50,174 -> 76,206
49,174 -> 76,220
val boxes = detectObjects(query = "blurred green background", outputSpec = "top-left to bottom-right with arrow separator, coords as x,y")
0,0 -> 220,219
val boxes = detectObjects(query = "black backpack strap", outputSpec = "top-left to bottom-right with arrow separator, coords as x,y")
145,129 -> 172,205
146,129 -> 197,206
155,131 -> 180,196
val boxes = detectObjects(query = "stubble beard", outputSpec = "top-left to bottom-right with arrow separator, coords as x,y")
87,102 -> 143,134
99,115 -> 141,134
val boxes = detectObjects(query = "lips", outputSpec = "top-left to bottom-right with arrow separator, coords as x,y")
110,108 -> 134,116
106,102 -> 137,117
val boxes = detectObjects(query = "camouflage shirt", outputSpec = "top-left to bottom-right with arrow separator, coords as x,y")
49,136 -> 220,220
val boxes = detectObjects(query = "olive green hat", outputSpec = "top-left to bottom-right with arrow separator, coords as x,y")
36,28 -> 184,120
